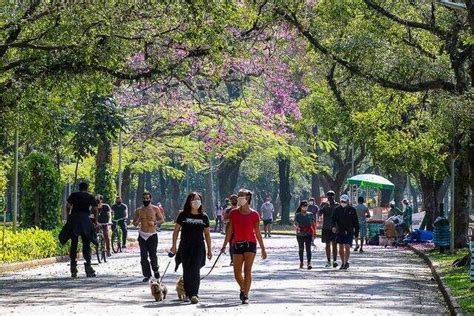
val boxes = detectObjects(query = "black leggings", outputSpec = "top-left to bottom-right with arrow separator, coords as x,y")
181,244 -> 205,298
138,234 -> 158,278
297,235 -> 312,263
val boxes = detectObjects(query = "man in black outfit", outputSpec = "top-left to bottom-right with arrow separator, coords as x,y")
332,194 -> 359,270
319,190 -> 339,268
59,181 -> 98,278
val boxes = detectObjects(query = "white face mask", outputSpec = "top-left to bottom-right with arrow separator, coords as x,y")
191,200 -> 201,209
309,201 -> 314,205
237,197 -> 248,207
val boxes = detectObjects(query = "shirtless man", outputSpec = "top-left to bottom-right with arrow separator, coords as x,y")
133,192 -> 164,282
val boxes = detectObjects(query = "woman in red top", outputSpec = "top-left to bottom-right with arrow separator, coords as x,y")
221,189 -> 267,304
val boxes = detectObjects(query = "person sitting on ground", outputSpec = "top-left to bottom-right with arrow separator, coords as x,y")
132,192 -> 164,282
388,201 -> 403,218
332,194 -> 359,270
294,200 -> 315,270
401,199 -> 413,231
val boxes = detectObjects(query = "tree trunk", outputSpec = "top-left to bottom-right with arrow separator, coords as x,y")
204,170 -> 214,220
144,171 -> 152,193
453,156 -> 470,248
311,173 -> 321,200
134,172 -> 145,219
121,166 -> 131,206
389,173 -> 407,206
158,169 -> 169,219
95,138 -> 113,202
216,156 -> 245,200
170,177 -> 181,220
419,174 -> 444,231
278,156 -> 291,225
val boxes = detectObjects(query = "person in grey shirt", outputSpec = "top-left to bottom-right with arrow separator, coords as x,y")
260,197 -> 274,238
354,196 -> 370,252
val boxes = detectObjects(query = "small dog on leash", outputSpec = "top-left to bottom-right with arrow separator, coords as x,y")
176,276 -> 186,301
150,279 -> 168,302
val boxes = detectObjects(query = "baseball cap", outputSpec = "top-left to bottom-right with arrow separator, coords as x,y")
340,194 -> 350,202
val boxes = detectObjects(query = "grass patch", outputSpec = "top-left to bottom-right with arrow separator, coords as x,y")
427,248 -> 473,313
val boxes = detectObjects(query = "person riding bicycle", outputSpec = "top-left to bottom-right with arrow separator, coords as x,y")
111,196 -> 128,248
96,194 -> 112,257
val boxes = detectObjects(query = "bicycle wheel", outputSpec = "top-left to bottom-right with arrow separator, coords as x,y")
96,234 -> 102,264
112,229 -> 121,253
101,234 -> 107,263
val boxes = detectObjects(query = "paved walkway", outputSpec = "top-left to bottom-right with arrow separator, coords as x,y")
0,232 -> 448,315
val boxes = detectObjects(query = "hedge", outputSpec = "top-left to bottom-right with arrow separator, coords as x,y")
0,227 -> 70,263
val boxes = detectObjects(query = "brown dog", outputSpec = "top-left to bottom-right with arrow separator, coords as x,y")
150,279 -> 168,302
176,276 -> 186,301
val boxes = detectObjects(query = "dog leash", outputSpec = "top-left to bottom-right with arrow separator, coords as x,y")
200,252 -> 222,281
159,258 -> 173,284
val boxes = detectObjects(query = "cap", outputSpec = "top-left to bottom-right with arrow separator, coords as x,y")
389,201 -> 396,206
326,190 -> 335,196
340,194 -> 349,202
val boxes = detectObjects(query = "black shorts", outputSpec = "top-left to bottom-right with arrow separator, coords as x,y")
321,229 -> 336,243
336,233 -> 354,245
233,241 -> 257,255
263,219 -> 273,226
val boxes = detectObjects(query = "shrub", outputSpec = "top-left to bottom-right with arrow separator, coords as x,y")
0,227 -> 70,263
20,152 -> 62,230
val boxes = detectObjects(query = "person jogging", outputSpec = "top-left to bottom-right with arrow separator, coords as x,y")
221,189 -> 267,304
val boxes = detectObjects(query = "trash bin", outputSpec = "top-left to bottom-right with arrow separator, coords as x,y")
433,216 -> 450,248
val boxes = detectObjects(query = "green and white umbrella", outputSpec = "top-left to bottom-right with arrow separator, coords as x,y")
347,174 -> 395,190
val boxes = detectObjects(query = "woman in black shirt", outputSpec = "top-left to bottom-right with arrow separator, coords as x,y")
170,192 -> 212,304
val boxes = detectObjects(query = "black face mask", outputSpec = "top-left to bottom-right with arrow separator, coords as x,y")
143,200 -> 151,207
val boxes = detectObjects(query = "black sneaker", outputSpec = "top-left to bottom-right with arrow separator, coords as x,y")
345,262 -> 350,269
241,294 -> 248,304
239,290 -> 244,301
154,271 -> 160,279
143,277 -> 150,282
339,263 -> 345,270
299,262 -> 304,269
325,261 -> 331,268
354,245 -> 359,251
122,245 -> 127,249
332,261 -> 338,268
307,264 -> 312,270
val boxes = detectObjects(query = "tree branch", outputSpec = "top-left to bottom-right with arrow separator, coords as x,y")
363,0 -> 446,38
277,8 -> 457,93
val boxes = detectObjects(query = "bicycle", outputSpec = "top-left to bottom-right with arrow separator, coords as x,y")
95,223 -> 108,263
111,218 -> 126,253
